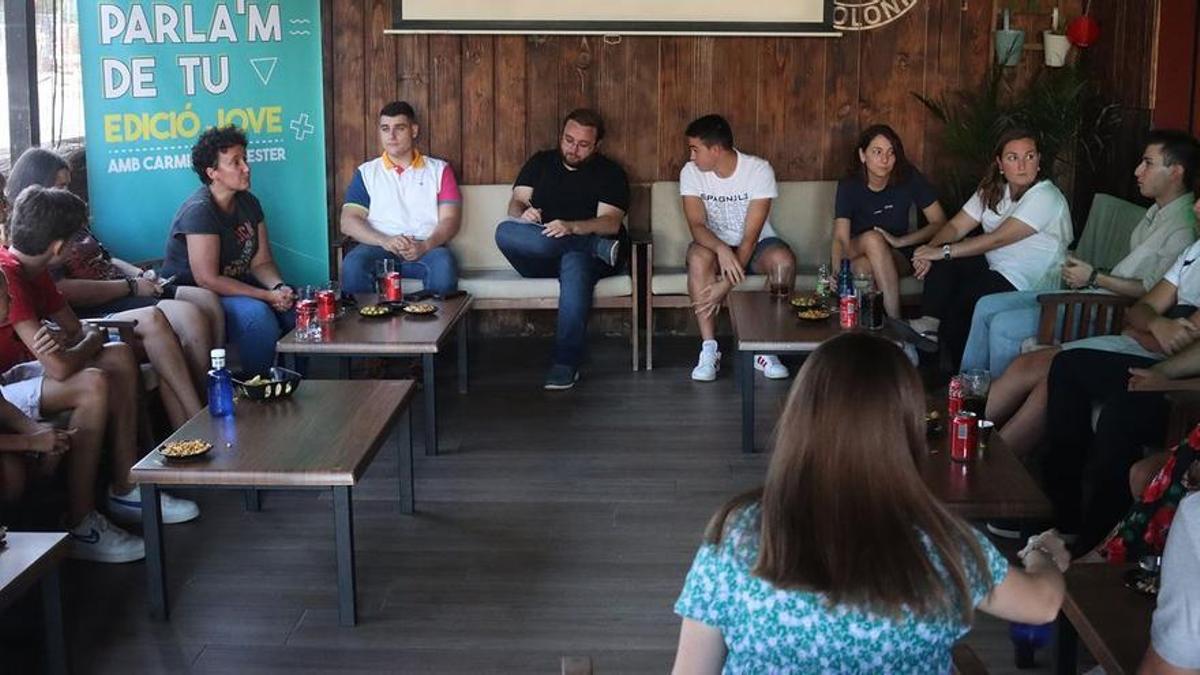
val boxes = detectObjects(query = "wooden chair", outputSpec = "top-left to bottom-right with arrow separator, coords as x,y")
951,643 -> 989,675
1034,292 -> 1136,346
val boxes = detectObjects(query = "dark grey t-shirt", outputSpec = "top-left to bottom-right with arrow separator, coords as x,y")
162,186 -> 264,286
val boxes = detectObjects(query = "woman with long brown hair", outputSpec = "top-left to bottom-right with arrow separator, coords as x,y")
671,334 -> 1065,673
902,128 -> 1073,370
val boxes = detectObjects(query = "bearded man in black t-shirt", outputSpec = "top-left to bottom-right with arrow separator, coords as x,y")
495,108 -> 630,390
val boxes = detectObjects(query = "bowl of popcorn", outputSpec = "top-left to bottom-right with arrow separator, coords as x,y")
233,367 -> 302,401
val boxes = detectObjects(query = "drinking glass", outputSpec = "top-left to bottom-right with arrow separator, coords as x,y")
374,259 -> 396,296
959,369 -> 991,416
768,261 -> 795,300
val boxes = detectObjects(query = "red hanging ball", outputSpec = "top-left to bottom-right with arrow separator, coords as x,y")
1066,16 -> 1100,48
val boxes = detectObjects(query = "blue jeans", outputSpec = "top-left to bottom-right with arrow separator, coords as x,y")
340,243 -> 459,295
221,295 -> 295,376
960,291 -> 1041,376
494,219 -> 618,368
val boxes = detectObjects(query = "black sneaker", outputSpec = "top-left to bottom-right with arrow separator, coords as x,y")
594,238 -> 621,267
985,519 -> 1023,540
543,364 -> 580,390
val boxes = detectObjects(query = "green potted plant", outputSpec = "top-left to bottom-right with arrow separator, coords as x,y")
995,5 -> 1025,67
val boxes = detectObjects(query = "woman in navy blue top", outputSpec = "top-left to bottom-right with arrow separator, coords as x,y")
832,125 -> 947,319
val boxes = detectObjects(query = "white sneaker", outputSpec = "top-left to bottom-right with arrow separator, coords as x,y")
68,511 -> 145,563
108,485 -> 200,525
901,342 -> 919,366
691,348 -> 721,382
754,354 -> 789,379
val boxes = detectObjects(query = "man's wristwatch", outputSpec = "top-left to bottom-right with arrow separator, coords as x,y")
942,244 -> 952,261
125,277 -> 137,297
1086,267 -> 1099,288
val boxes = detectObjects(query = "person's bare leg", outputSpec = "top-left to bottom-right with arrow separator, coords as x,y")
854,231 -> 903,318
986,347 -> 1059,425
154,298 -> 212,397
748,244 -> 796,281
156,378 -> 189,429
687,243 -> 721,341
997,375 -> 1050,459
40,369 -> 108,526
92,343 -> 140,494
111,306 -> 202,419
0,455 -> 27,504
175,286 -> 225,348
1129,451 -> 1170,497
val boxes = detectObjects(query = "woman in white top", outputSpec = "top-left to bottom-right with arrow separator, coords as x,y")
906,128 -> 1073,369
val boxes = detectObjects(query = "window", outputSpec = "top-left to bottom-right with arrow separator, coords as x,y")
35,0 -> 84,147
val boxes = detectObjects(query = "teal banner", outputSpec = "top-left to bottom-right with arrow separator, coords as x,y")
77,1 -> 328,284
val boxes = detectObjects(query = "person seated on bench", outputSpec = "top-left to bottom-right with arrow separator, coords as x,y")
494,108 -> 629,390
7,147 -> 215,428
906,128 -> 1073,369
962,130 -> 1199,377
833,124 -> 946,322
3,187 -> 199,543
682,114 -> 795,382
161,125 -> 296,377
339,100 -> 462,296
671,334 -> 1065,673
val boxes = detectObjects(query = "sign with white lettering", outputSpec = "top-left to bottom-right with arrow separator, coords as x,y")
833,0 -> 919,31
77,1 -> 329,283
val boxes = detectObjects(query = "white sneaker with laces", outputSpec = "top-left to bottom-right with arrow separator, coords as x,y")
691,348 -> 721,382
68,511 -> 145,563
754,354 -> 789,379
107,485 -> 200,525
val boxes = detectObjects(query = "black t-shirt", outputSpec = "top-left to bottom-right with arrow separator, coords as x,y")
834,170 -> 938,238
162,185 -> 264,286
514,150 -> 630,225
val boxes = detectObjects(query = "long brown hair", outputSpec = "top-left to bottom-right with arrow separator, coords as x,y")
976,127 -> 1048,213
705,333 -> 993,622
850,124 -> 913,187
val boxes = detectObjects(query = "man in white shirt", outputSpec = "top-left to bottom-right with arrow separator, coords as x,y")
681,115 -> 795,382
339,101 -> 462,295
1142,491 -> 1200,673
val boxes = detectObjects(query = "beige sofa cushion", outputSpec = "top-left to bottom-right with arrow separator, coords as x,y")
459,270 -> 631,299
450,184 -> 517,271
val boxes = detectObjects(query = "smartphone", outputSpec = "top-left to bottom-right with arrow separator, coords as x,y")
158,275 -> 177,286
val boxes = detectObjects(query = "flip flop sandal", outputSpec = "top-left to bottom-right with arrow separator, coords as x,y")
887,317 -> 940,353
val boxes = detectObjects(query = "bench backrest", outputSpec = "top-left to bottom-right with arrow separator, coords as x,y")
452,184 -> 518,271
650,181 -> 839,269
1073,193 -> 1151,271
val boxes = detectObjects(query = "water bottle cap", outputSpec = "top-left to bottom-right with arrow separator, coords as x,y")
211,348 -> 226,359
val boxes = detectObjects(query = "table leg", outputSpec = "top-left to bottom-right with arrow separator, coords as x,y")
244,488 -> 262,512
1055,614 -> 1078,675
332,486 -> 357,626
140,483 -> 168,620
394,407 -> 414,514
741,351 -> 755,454
422,353 -> 438,456
40,567 -> 67,675
457,314 -> 469,395
283,353 -> 296,371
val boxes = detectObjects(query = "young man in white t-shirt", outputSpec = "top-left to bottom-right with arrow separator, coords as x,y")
680,115 -> 795,382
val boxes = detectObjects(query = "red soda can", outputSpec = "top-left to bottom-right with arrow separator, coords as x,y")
316,290 -> 337,322
951,411 -> 978,462
838,294 -> 857,329
385,271 -> 403,301
948,375 -> 964,418
296,298 -> 317,334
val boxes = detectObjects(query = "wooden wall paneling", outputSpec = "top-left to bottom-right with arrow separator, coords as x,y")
921,0 -> 962,184
657,38 -> 694,180
395,35 -> 430,137
461,36 -> 496,184
558,36 -> 599,124
623,38 -> 661,184
756,38 -> 825,181
596,36 -> 632,171
429,35 -> 463,173
820,33 -> 861,178
1152,0 -> 1199,130
494,37 -> 528,182
858,6 -> 928,169
331,0 -> 366,209
365,0 -> 397,142
526,37 -> 562,155
711,38 -> 762,156
962,0 -> 996,92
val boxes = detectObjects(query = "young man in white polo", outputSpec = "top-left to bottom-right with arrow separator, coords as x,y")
681,114 -> 796,382
339,101 -> 462,295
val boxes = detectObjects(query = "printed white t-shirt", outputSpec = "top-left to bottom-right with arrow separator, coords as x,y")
679,151 -> 779,246
961,180 -> 1072,291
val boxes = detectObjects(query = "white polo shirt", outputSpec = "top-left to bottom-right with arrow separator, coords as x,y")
343,151 -> 460,240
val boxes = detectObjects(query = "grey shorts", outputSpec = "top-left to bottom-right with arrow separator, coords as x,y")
746,236 -> 791,271
0,361 -> 46,420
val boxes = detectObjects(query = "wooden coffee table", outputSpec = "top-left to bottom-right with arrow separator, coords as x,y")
1056,563 -> 1154,675
277,293 -> 472,456
0,532 -> 69,674
729,291 -> 894,453
919,431 -> 1052,520
129,380 -> 416,627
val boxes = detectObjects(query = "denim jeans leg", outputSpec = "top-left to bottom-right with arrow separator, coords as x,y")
341,244 -> 398,294
960,291 -> 1040,372
988,305 -> 1042,376
399,246 -> 459,295
553,250 -> 599,367
221,295 -> 286,376
495,219 -> 598,277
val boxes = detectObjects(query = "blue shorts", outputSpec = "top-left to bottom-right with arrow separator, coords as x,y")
746,237 -> 791,271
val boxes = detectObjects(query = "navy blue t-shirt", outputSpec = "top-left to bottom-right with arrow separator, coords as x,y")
834,171 -> 938,238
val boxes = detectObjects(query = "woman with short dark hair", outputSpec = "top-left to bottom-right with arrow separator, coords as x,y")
671,333 -> 1066,673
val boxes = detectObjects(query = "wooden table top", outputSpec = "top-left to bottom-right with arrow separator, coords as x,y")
129,380 -> 416,487
918,431 -> 1053,520
0,532 -> 69,609
728,291 -> 897,352
1062,563 -> 1154,675
276,294 -> 472,355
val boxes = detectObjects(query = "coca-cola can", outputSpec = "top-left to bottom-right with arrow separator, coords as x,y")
951,411 -> 978,462
948,375 -> 964,418
839,294 -> 857,329
385,271 -> 403,301
316,290 -> 337,322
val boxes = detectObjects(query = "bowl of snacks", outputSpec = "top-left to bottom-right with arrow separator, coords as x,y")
358,303 -> 393,318
233,367 -> 303,401
925,410 -> 944,437
158,439 -> 213,462
790,293 -> 823,309
402,302 -> 437,316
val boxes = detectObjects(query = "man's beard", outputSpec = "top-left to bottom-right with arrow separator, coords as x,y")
560,150 -> 592,169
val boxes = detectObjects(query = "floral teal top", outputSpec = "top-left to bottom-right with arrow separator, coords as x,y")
674,504 -> 1009,674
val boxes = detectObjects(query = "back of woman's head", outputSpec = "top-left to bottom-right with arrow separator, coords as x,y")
5,148 -> 69,204
708,333 -> 990,621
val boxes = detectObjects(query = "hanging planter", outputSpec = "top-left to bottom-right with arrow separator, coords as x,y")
1067,0 -> 1101,48
1043,8 -> 1070,67
995,7 -> 1025,67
